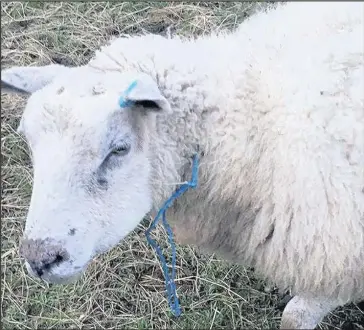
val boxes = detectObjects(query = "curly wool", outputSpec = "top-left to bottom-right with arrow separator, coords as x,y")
85,2 -> 364,304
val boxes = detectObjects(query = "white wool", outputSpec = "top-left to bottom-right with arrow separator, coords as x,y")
86,1 -> 364,304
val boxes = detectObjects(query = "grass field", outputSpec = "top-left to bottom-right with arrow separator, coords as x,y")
1,2 -> 364,329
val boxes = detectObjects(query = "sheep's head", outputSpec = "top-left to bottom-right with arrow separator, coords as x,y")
1,64 -> 171,284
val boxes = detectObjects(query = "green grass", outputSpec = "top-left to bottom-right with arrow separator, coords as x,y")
1,2 -> 363,329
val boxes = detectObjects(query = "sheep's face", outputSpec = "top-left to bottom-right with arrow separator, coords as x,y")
1,64 -> 171,284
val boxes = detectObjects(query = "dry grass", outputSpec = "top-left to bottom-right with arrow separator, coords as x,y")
1,2 -> 363,329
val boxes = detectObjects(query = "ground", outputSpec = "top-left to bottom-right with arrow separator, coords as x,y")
1,2 -> 363,330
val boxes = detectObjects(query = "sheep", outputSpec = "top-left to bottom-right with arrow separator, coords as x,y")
1,1 -> 363,329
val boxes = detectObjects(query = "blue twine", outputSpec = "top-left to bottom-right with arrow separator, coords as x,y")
145,154 -> 199,317
119,80 -> 138,108
118,80 -> 199,317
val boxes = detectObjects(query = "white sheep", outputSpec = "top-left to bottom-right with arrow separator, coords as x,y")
1,2 -> 363,329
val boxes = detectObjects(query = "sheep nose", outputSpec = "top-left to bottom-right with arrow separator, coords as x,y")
19,238 -> 69,277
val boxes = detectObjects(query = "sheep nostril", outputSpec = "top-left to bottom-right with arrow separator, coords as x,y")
43,253 -> 65,271
55,254 -> 64,263
30,253 -> 68,277
20,238 -> 70,278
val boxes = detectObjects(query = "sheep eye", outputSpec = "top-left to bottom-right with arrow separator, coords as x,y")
110,144 -> 130,157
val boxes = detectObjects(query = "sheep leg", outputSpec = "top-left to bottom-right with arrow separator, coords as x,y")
280,295 -> 340,329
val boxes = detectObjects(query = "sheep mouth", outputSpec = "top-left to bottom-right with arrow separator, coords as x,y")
24,261 -> 85,285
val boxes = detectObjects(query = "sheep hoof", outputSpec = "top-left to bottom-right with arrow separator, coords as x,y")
280,295 -> 340,330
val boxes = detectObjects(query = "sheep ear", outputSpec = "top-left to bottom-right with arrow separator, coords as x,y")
122,73 -> 171,113
1,64 -> 69,95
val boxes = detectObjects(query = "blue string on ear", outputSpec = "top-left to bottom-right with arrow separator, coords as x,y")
119,80 -> 138,108
119,79 -> 200,317
145,154 -> 199,317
